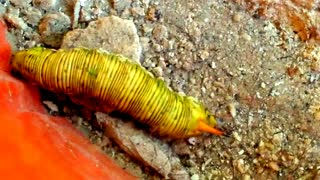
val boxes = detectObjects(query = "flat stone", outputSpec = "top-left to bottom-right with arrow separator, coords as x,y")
96,112 -> 190,180
61,15 -> 141,63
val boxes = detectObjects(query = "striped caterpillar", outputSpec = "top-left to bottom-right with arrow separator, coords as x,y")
11,47 -> 223,138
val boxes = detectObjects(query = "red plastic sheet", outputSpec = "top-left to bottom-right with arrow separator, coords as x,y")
0,21 -> 136,180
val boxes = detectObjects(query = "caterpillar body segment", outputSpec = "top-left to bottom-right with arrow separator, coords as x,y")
11,47 -> 223,138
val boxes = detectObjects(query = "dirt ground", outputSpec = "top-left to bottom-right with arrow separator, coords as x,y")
2,0 -> 320,179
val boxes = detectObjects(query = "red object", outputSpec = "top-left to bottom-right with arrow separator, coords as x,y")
0,20 -> 136,180
0,21 -> 11,72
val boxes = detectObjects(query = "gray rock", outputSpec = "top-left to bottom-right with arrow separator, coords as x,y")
61,15 -> 141,63
25,7 -> 42,26
71,0 -> 81,28
110,0 -> 132,12
38,12 -> 71,48
152,24 -> 168,42
78,0 -> 109,23
9,0 -> 31,8
96,112 -> 190,180
32,0 -> 57,10
4,13 -> 28,30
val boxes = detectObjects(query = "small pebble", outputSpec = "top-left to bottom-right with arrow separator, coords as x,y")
201,87 -> 206,94
43,101 -> 59,113
191,174 -> 199,180
314,111 -> 320,121
71,116 -> 83,127
140,37 -> 150,51
240,32 -> 251,41
236,159 -> 246,173
182,61 -> 192,71
199,50 -> 209,60
196,150 -> 204,158
72,0 -> 81,28
238,149 -> 245,155
188,137 -> 197,145
168,40 -> 175,50
232,13 -> 242,22
0,5 -> 5,15
142,0 -> 150,6
233,131 -> 242,141
153,66 -> 163,77
201,158 -> 212,171
228,103 -> 237,117
146,7 -> 158,21
172,142 -> 191,156
268,161 -> 280,171
211,61 -> 217,69
4,14 -> 28,30
10,0 -> 32,8
142,24 -> 153,35
110,0 -> 131,12
131,6 -> 145,16
32,0 -> 57,10
272,132 -> 285,144
152,24 -> 168,42
242,174 -> 251,180
153,43 -> 162,52
25,7 -> 42,26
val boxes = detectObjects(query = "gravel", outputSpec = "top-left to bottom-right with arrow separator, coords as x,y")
3,0 -> 320,179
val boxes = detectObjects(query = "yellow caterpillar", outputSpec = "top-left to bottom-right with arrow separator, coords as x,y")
11,47 -> 223,138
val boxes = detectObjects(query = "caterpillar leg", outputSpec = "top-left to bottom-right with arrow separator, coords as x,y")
197,120 -> 224,136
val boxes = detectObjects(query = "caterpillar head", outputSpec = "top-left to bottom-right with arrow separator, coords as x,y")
186,96 -> 224,136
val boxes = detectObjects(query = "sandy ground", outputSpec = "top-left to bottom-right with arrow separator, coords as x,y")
2,0 -> 320,179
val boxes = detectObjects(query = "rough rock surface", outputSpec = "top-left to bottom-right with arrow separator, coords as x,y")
9,0 -> 31,8
39,13 -> 71,48
32,0 -> 57,10
61,15 -> 141,63
96,112 -> 189,180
